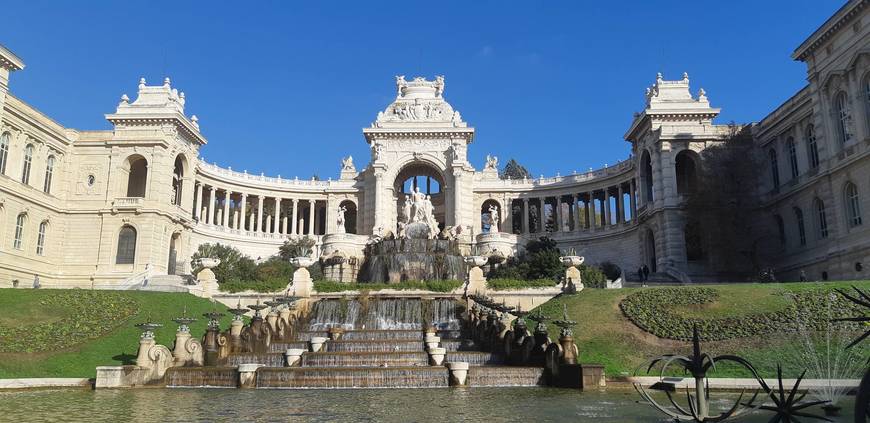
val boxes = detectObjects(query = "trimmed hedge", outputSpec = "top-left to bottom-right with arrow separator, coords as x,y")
0,290 -> 139,353
487,278 -> 558,290
219,278 -> 288,293
619,286 -> 863,341
313,280 -> 462,293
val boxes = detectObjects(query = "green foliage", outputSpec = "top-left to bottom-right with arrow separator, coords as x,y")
525,249 -> 563,280
619,286 -> 865,341
489,237 -> 564,281
499,158 -> 532,180
0,290 -> 236,378
191,243 -> 256,283
580,265 -> 607,288
278,236 -> 317,260
599,261 -> 621,281
313,280 -> 462,293
218,278 -> 289,294
487,278 -> 557,290
0,290 -> 139,353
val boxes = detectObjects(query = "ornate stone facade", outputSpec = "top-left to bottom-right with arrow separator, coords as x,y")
0,0 -> 868,286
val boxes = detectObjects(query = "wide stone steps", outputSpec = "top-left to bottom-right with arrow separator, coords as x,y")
301,351 -> 430,367
255,366 -> 450,389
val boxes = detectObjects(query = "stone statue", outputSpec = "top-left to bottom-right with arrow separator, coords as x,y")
341,156 -> 354,171
336,206 -> 346,234
434,75 -> 445,98
488,205 -> 499,233
402,196 -> 412,223
485,154 -> 498,170
372,142 -> 384,161
395,75 -> 407,96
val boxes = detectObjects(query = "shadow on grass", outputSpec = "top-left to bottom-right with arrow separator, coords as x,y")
111,352 -> 136,365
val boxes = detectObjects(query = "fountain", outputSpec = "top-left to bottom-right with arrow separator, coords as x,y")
171,308 -> 203,367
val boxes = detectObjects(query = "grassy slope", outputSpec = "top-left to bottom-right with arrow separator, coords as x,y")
532,281 -> 870,378
0,290 -> 235,379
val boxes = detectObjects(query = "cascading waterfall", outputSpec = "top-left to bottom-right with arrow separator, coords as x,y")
305,298 -> 461,331
256,367 -> 450,389
362,238 -> 465,282
165,367 -> 239,388
301,351 -> 430,367
466,366 -> 546,387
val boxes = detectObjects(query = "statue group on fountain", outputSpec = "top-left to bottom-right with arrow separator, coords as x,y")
335,205 -> 347,234
486,204 -> 499,233
398,187 -> 439,239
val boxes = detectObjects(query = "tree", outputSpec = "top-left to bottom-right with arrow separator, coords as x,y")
278,236 -> 317,259
500,158 -> 532,180
191,243 -> 257,283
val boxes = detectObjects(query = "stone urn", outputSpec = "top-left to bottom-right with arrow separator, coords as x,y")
559,256 -> 584,267
464,256 -> 488,267
290,257 -> 316,268
195,258 -> 222,297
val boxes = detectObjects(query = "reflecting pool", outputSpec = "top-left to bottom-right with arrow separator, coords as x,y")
0,387 -> 856,422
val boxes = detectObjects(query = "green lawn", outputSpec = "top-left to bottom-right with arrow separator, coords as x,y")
531,281 -> 870,378
0,289 -> 235,379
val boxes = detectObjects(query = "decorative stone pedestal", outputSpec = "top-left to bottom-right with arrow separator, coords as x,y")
172,330 -> 203,367
447,362 -> 469,386
464,256 -> 488,295
285,348 -> 305,367
289,257 -> 316,297
424,334 -> 440,350
196,258 -> 221,298
560,256 -> 585,293
428,347 -> 446,366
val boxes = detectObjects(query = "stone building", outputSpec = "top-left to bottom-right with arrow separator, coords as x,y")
0,0 -> 867,287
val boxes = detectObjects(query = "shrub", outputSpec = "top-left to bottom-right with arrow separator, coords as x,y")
580,265 -> 607,288
219,278 -> 288,294
279,236 -> 317,260
191,243 -> 256,283
487,278 -> 557,290
619,286 -> 864,341
599,261 -> 622,281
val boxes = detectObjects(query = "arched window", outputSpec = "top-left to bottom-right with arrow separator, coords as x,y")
43,155 -> 55,194
13,213 -> 25,249
125,155 -> 148,198
116,225 -> 137,264
0,132 -> 10,175
794,207 -> 806,246
675,150 -> 698,194
769,148 -> 780,188
835,91 -> 852,144
172,156 -> 184,205
845,182 -> 863,227
774,214 -> 785,246
21,144 -> 33,185
36,221 -> 47,256
815,198 -> 828,239
786,137 -> 799,179
806,124 -> 819,169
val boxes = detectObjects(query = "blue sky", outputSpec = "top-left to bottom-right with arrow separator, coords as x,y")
1,1 -> 841,179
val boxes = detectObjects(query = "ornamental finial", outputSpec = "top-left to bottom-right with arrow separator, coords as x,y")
164,77 -> 171,87
120,94 -> 129,104
682,72 -> 689,80
138,78 -> 146,90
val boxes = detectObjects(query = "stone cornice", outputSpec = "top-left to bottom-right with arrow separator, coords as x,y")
793,0 -> 868,61
362,127 -> 475,144
105,113 -> 207,146
0,44 -> 24,71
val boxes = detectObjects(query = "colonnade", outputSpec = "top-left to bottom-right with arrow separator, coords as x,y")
192,182 -> 324,236
512,179 -> 637,235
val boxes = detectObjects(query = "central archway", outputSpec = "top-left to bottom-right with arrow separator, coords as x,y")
392,161 -> 447,235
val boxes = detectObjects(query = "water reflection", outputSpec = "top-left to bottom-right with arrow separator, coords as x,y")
0,387 -> 856,422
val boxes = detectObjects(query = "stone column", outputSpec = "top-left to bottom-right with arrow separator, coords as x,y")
274,198 -> 281,234
630,179 -> 637,223
308,200 -> 316,235
573,194 -> 580,231
617,184 -> 624,224
207,186 -> 216,225
553,197 -> 561,233
223,190 -> 231,228
292,199 -> 299,235
256,196 -> 264,233
240,194 -> 248,231
522,198 -> 529,234
588,192 -> 596,232
603,188 -> 611,227
194,182 -> 203,221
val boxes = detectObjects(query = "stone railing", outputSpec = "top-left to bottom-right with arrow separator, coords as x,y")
474,158 -> 634,188
197,160 -> 351,189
